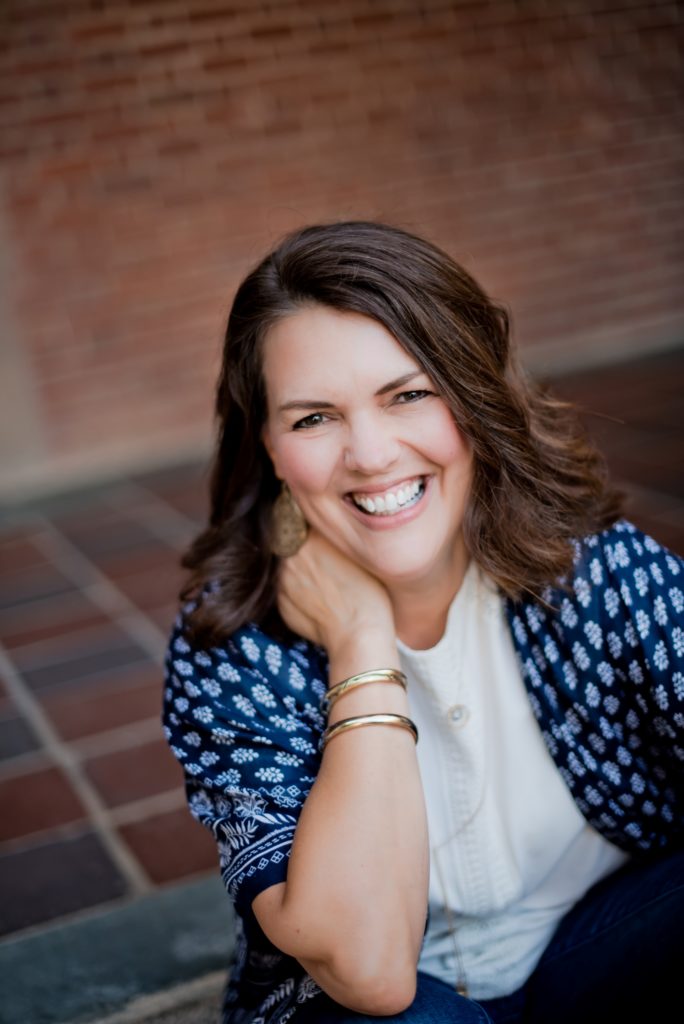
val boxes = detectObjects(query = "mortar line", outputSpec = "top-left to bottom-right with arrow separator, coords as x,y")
5,618 -> 154,670
0,787 -> 188,854
0,817 -> 95,856
0,748 -> 51,781
110,478 -> 204,551
29,516 -> 169,662
71,716 -> 164,759
109,787 -> 188,827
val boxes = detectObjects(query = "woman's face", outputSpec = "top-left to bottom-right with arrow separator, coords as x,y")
261,305 -> 473,591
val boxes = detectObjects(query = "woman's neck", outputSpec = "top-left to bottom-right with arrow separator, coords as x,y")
389,547 -> 470,650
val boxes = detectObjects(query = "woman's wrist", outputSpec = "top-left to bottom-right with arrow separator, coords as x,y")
325,627 -> 399,678
322,668 -> 407,712
325,681 -> 411,727
324,632 -> 405,725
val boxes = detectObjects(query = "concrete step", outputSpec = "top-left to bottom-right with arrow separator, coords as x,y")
89,974 -> 224,1024
2,876 -> 234,1024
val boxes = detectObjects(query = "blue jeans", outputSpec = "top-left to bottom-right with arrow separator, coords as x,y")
291,848 -> 683,1022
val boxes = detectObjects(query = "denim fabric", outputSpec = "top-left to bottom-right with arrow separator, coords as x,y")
508,847 -> 684,1024
286,849 -> 683,1022
292,972 -> 492,1023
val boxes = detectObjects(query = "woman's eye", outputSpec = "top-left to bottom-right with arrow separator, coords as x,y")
395,389 -> 432,404
292,412 -> 328,430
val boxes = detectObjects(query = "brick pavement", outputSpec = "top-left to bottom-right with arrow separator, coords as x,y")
0,461 -> 216,940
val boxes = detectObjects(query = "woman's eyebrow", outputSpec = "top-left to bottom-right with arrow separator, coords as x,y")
375,371 -> 423,396
277,371 -> 424,414
277,398 -> 336,414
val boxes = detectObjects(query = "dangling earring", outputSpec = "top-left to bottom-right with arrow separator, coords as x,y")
271,483 -> 308,557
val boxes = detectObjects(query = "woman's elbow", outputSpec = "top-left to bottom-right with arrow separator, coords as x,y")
352,979 -> 417,1016
329,953 -> 418,1016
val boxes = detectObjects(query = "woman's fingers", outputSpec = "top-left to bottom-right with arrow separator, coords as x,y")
277,530 -> 394,649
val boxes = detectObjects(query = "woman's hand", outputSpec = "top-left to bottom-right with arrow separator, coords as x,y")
276,529 -> 395,660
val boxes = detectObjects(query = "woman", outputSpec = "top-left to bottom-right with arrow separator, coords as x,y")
163,221 -> 683,1023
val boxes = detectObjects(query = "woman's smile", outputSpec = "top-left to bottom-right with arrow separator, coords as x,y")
262,305 -> 473,593
344,475 -> 433,533
348,475 -> 426,517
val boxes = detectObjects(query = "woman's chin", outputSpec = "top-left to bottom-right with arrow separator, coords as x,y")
365,552 -> 448,589
361,535 -> 468,593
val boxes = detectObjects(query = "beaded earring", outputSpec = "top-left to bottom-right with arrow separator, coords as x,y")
271,483 -> 308,557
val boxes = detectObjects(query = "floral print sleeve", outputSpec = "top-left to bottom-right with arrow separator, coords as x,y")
507,520 -> 684,852
162,610 -> 328,926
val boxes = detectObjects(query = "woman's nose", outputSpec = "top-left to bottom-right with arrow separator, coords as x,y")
343,415 -> 401,474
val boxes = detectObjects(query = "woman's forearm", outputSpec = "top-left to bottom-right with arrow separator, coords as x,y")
254,632 -> 429,1011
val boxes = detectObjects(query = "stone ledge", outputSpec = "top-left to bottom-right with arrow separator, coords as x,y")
89,972 -> 225,1024
1,876 -> 234,1024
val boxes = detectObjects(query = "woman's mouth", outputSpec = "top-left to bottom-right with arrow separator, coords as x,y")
349,476 -> 426,517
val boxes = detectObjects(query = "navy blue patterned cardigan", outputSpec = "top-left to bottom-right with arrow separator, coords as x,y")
163,521 -> 684,1023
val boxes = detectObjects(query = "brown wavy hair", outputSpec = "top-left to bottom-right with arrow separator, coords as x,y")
182,220 -> 622,645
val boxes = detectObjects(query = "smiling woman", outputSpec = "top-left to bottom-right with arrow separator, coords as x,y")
261,307 -> 472,642
163,222 -> 683,1024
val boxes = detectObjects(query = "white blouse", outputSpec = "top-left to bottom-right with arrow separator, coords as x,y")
398,560 -> 628,1000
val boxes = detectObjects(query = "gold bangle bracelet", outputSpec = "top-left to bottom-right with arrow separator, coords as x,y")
321,668 -> 408,712
320,713 -> 418,752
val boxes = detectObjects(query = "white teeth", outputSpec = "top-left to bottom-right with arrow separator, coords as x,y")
352,478 -> 425,516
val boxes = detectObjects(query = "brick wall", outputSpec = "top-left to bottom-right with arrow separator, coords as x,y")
1,0 -> 682,499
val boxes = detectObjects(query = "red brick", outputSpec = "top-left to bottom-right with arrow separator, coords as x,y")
92,541 -> 181,580
0,765 -> 86,841
87,75 -> 139,92
119,807 -> 217,884
145,603 -> 180,636
0,532 -> 49,574
40,663 -> 163,741
112,560 -> 185,613
83,738 -> 181,808
139,41 -> 189,57
0,594 -> 109,650
70,22 -> 127,42
187,7 -> 238,24
10,57 -> 75,74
